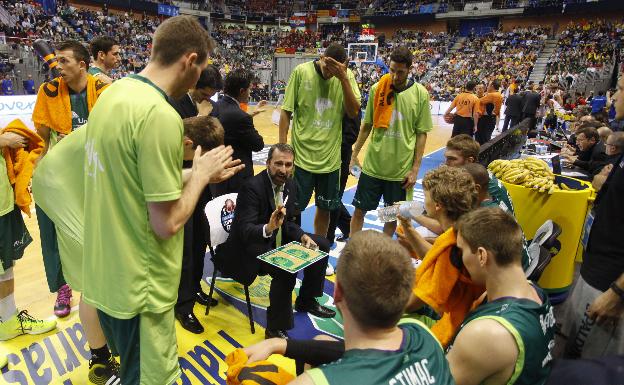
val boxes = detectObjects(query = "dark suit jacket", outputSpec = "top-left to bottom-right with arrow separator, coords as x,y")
214,95 -> 264,194
169,94 -> 218,119
573,141 -> 609,175
522,91 -> 541,116
216,170 -> 304,285
505,93 -> 523,117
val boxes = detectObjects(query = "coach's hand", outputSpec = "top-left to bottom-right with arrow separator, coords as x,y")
301,234 -> 318,250
267,204 -> 286,234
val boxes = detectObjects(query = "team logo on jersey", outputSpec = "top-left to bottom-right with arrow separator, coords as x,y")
220,199 -> 236,233
389,110 -> 403,126
315,98 -> 333,115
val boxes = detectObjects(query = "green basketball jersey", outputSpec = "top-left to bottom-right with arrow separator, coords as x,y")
487,174 -> 531,271
448,285 -> 555,385
307,320 -> 455,385
88,66 -> 106,77
488,175 -> 514,214
48,89 -> 89,149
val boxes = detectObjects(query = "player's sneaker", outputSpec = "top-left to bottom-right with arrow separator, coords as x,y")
0,310 -> 57,341
88,356 -> 121,385
54,284 -> 72,318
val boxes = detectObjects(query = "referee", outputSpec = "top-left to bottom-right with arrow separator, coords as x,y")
445,80 -> 480,138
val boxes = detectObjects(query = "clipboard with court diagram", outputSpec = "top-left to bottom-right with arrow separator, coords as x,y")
257,241 -> 328,273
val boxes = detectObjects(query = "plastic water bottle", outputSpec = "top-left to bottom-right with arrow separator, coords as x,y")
350,165 -> 361,179
377,201 -> 424,223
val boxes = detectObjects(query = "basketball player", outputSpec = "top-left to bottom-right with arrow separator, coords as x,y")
349,46 -> 432,237
279,43 -> 360,238
88,36 -> 120,84
81,16 -> 241,384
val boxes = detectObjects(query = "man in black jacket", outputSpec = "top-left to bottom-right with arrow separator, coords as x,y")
213,70 -> 264,196
216,144 -> 335,339
502,84 -> 523,131
327,114 -> 360,246
562,126 -> 608,176
169,64 -> 222,118
521,84 -> 541,131
174,116 -> 224,334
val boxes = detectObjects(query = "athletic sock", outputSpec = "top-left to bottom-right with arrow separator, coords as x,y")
0,294 -> 17,323
90,345 -> 112,366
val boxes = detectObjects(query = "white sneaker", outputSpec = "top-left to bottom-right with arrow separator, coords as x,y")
325,264 -> 335,276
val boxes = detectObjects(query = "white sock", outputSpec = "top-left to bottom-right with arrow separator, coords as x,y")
0,294 -> 17,323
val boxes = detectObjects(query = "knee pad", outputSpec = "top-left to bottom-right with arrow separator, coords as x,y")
0,268 -> 14,282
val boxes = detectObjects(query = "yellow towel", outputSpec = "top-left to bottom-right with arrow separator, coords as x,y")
372,73 -> 394,129
2,119 -> 44,216
412,228 -> 485,347
225,348 -> 294,385
32,74 -> 108,135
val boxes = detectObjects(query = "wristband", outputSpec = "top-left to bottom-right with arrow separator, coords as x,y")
610,282 -> 624,301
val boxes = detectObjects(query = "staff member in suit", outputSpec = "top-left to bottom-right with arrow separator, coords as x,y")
502,83 -> 523,131
213,69 -> 264,196
521,84 -> 541,132
217,144 -> 335,339
169,64 -> 223,118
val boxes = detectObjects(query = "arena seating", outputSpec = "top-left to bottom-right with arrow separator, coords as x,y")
425,28 -> 547,101
546,20 -> 623,91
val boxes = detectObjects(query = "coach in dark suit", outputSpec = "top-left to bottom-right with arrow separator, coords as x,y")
169,64 -> 222,119
213,70 -> 264,196
521,85 -> 541,131
503,86 -> 523,131
216,144 -> 335,339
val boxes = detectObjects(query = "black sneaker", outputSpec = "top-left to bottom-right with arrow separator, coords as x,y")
88,356 -> 121,385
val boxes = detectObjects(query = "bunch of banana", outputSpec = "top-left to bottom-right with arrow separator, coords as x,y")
487,157 -> 559,194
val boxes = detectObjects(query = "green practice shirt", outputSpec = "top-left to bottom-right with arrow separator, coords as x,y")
362,81 -> 433,181
82,75 -> 184,318
307,319 -> 454,385
448,285 -> 555,385
0,156 -> 13,216
282,61 -> 361,173
32,126 -> 86,244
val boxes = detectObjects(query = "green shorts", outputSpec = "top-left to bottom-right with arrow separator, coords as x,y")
56,227 -> 83,292
352,173 -> 407,212
294,166 -> 340,211
97,308 -> 180,385
0,206 -> 32,273
35,205 -> 66,292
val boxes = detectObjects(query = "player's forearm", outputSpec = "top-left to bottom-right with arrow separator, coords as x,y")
351,123 -> 371,160
149,173 -> 207,239
414,215 -> 443,235
279,110 -> 291,143
340,78 -> 359,119
411,133 -> 426,173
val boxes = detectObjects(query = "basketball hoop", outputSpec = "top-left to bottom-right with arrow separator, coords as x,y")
355,58 -> 365,69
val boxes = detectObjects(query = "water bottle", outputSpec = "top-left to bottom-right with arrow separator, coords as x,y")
377,201 -> 424,223
350,164 -> 361,179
